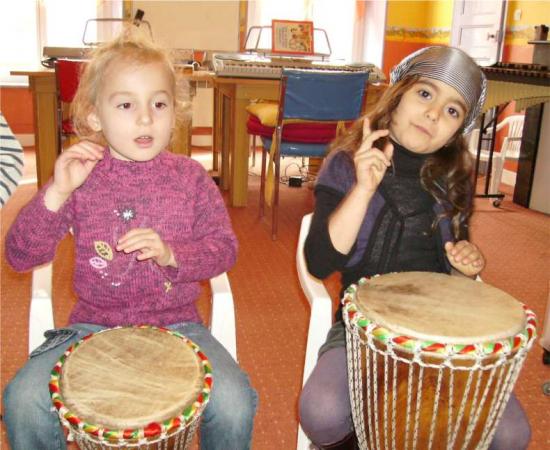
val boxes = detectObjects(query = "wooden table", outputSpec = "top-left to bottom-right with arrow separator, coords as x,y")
16,67 -> 385,207
12,68 -> 213,188
213,77 -> 280,206
213,77 -> 387,207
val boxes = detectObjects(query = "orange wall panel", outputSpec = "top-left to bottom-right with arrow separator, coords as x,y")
502,44 -> 534,64
0,87 -> 34,134
382,41 -> 426,79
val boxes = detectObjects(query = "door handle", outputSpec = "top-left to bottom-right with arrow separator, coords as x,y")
487,30 -> 501,42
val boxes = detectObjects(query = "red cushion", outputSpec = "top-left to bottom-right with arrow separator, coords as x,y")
246,114 -> 345,144
62,119 -> 75,135
57,60 -> 83,103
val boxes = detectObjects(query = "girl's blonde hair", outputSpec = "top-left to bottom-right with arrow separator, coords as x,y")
330,75 -> 473,239
71,26 -> 190,146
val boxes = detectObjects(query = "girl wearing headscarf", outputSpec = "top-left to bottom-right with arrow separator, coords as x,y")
299,46 -> 530,450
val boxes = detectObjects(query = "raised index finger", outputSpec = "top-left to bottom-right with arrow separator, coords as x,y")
358,130 -> 390,156
362,117 -> 372,137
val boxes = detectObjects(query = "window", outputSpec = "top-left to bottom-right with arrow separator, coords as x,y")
247,0 -> 356,62
0,0 -> 122,86
42,0 -> 100,47
0,2 -> 40,86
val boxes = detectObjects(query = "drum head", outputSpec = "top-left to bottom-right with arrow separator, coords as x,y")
60,327 -> 204,430
355,272 -> 525,344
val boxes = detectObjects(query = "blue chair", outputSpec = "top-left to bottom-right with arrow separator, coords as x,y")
259,69 -> 369,239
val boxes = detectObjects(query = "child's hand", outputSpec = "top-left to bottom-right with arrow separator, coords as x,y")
354,118 -> 394,194
116,228 -> 176,267
45,141 -> 105,211
445,240 -> 485,278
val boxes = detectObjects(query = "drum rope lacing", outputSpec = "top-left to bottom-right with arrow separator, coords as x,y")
49,326 -> 212,449
68,418 -> 200,449
342,281 -> 536,450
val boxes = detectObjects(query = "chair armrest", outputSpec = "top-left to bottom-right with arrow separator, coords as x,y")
296,214 -> 333,385
297,265 -> 333,385
29,263 -> 54,354
209,273 -> 238,362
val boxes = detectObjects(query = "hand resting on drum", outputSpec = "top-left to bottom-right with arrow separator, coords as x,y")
445,240 -> 485,277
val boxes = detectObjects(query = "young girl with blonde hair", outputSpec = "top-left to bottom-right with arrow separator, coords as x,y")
4,28 -> 256,450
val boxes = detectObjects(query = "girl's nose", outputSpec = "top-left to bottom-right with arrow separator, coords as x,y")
137,106 -> 153,125
425,106 -> 441,122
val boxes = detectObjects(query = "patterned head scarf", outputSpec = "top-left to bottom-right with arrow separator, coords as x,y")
390,46 -> 487,134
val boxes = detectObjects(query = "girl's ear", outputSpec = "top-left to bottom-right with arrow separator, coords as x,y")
87,112 -> 102,132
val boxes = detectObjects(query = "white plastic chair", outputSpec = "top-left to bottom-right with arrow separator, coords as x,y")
296,213 -> 333,450
28,263 -> 238,362
468,114 -> 524,195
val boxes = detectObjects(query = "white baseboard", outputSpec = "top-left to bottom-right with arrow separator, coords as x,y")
192,135 -> 212,147
502,169 -> 516,186
14,133 -> 34,147
19,177 -> 37,185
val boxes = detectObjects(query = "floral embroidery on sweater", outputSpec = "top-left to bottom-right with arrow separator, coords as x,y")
114,206 -> 137,223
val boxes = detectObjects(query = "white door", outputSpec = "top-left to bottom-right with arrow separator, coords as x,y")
451,0 -> 507,66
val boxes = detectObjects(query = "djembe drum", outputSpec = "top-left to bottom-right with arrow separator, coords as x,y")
342,272 -> 536,450
49,326 -> 212,449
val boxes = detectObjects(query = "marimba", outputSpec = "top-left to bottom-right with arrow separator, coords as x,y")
474,62 -> 550,205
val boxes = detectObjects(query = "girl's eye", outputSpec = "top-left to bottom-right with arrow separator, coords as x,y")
418,89 -> 431,99
154,101 -> 167,109
447,107 -> 461,119
117,102 -> 132,110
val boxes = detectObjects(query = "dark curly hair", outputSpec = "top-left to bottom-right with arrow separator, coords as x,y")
329,75 -> 473,239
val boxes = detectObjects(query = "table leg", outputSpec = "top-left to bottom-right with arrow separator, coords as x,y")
170,118 -> 192,156
230,97 -> 250,207
31,75 -> 58,188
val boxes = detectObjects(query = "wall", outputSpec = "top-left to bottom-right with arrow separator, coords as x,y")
0,87 -> 34,139
383,0 -> 453,77
382,0 -> 550,183
130,1 -> 242,140
503,0 -> 550,63
498,1 -> 549,175
383,0 -> 550,73
131,1 -> 240,52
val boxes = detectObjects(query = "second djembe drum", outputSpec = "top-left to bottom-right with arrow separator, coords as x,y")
49,326 -> 212,449
343,272 -> 536,450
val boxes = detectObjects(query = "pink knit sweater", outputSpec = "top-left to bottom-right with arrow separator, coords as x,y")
6,150 -> 237,327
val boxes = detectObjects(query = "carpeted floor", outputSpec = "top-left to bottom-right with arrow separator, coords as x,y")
1,148 -> 549,449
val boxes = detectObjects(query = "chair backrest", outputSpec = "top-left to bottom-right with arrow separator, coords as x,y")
279,69 -> 369,123
500,114 -> 524,138
499,115 -> 524,160
467,128 -> 481,155
467,114 -> 525,158
55,59 -> 83,103
296,213 -> 333,306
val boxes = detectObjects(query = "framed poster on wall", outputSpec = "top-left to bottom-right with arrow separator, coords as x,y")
271,19 -> 314,55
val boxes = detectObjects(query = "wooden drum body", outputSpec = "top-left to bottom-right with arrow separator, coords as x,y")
343,272 -> 536,450
49,326 -> 212,449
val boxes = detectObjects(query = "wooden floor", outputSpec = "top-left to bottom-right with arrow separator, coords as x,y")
1,148 -> 549,449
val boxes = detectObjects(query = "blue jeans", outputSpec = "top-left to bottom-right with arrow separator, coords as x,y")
3,322 -> 257,450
